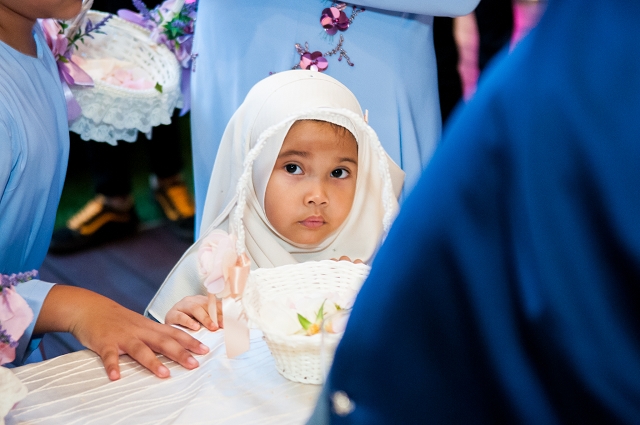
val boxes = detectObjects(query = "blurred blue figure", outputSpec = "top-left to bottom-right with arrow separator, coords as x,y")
309,0 -> 640,423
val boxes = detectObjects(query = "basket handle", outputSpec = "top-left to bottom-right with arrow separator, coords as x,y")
64,0 -> 95,41
230,109 -> 397,255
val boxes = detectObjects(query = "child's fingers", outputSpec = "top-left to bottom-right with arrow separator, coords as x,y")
167,309 -> 202,331
331,256 -> 364,264
99,346 -> 122,381
217,302 -> 224,328
141,331 -> 204,372
192,305 -> 219,332
123,339 -> 172,378
161,325 -> 210,356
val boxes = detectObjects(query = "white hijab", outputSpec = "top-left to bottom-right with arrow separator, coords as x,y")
146,70 -> 404,322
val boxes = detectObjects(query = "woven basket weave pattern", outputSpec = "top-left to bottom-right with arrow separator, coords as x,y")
69,11 -> 181,144
243,261 -> 370,384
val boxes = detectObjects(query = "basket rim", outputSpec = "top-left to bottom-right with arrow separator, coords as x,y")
71,10 -> 180,96
262,329 -> 343,344
250,259 -> 371,275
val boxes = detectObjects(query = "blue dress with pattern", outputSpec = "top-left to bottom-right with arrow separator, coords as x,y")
189,0 -> 480,235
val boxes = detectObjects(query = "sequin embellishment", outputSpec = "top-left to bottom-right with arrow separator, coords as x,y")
292,3 -> 364,72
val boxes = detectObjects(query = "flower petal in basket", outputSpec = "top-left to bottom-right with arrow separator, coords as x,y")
242,260 -> 370,384
69,11 -> 181,145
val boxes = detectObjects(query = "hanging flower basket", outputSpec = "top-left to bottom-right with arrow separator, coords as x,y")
68,11 -> 181,145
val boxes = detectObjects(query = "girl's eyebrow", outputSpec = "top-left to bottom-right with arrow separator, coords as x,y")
278,149 -> 309,158
278,150 -> 357,165
339,157 -> 358,165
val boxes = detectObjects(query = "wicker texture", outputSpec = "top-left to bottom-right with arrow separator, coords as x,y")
69,11 -> 181,145
243,260 -> 370,384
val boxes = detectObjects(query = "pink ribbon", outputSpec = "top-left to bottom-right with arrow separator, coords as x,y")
0,288 -> 34,365
207,253 -> 251,358
40,19 -> 94,122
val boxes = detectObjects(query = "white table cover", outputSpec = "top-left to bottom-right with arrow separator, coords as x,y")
6,329 -> 320,424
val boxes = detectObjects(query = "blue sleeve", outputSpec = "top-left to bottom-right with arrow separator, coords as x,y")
12,279 -> 55,366
0,116 -> 9,197
353,0 -> 480,17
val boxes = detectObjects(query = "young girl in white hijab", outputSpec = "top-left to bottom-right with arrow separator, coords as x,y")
146,70 -> 404,331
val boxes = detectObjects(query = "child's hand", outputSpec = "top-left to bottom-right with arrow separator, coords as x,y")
35,285 -> 210,381
331,256 -> 365,264
165,295 -> 223,332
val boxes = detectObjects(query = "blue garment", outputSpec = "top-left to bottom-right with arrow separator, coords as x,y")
313,1 -> 640,423
0,26 -> 69,364
190,0 -> 479,236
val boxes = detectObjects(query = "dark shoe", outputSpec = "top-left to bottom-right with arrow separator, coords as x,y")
48,195 -> 139,254
152,179 -> 195,240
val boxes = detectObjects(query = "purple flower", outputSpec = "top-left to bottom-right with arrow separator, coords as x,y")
1,270 -> 38,291
0,327 -> 17,348
320,6 -> 350,36
299,51 -> 329,72
132,0 -> 153,20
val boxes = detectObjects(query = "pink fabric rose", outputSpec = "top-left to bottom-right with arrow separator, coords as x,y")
198,230 -> 238,295
0,288 -> 34,365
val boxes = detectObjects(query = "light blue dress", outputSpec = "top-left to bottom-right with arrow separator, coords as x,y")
0,26 -> 69,364
190,0 -> 479,235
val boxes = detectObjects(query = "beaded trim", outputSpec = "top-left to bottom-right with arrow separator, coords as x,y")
292,3 -> 365,72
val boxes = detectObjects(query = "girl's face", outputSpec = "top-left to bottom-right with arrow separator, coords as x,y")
265,120 -> 358,245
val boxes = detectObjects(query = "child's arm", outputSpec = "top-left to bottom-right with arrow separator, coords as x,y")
35,285 -> 210,381
165,295 -> 222,333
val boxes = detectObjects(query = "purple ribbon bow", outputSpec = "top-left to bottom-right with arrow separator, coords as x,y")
41,19 -> 94,122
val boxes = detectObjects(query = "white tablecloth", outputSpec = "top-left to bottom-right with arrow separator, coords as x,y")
7,329 -> 320,424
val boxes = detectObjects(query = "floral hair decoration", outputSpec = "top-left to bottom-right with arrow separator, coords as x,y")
293,3 -> 364,72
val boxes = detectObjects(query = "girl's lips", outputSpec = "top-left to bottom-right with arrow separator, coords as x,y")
299,216 -> 326,229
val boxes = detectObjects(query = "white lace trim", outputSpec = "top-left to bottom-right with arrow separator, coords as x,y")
68,11 -> 182,144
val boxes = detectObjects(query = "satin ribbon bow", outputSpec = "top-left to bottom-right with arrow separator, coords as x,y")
41,19 -> 94,122
198,230 -> 251,358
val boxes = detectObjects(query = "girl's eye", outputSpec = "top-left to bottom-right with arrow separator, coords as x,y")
331,168 -> 350,179
285,164 -> 302,174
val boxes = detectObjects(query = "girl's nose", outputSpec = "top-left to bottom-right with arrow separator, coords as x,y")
304,181 -> 329,206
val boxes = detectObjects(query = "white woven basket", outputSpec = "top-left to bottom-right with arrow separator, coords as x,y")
69,11 -> 181,145
243,260 -> 370,384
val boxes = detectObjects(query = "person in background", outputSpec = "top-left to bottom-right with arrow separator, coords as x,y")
0,0 -> 207,379
49,0 -> 195,254
309,0 -> 640,423
189,0 -> 480,236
